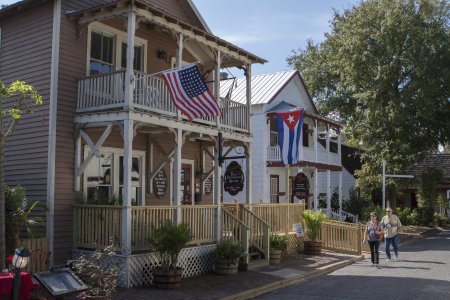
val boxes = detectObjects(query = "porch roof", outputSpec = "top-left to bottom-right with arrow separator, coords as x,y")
66,0 -> 267,67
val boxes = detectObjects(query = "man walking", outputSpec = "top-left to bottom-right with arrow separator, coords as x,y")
381,207 -> 402,262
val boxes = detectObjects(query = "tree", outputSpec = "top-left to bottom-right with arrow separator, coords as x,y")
417,167 -> 443,224
287,0 -> 450,189
0,81 -> 42,269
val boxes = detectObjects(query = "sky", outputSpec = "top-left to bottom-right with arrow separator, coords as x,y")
192,0 -> 362,76
0,0 -> 362,75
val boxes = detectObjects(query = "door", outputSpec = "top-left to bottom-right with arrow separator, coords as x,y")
270,175 -> 279,203
181,164 -> 192,205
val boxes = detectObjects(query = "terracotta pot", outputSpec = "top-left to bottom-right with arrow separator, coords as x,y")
269,249 -> 282,265
303,240 -> 322,255
152,267 -> 183,289
214,258 -> 239,275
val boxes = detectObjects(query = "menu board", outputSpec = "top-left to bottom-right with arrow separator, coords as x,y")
204,178 -> 212,194
293,172 -> 309,199
153,169 -> 167,198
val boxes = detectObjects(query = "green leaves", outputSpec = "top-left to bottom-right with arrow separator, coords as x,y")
302,210 -> 328,241
288,0 -> 450,189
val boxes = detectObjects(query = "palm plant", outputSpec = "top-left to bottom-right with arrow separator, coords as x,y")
5,185 -> 46,252
302,210 -> 327,241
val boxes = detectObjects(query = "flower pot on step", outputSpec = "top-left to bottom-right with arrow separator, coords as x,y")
152,267 -> 183,289
269,249 -> 282,265
303,240 -> 322,255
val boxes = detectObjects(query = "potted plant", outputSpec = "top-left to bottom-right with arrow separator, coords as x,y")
148,220 -> 192,289
302,209 -> 328,255
212,240 -> 243,275
69,245 -> 118,300
269,234 -> 288,265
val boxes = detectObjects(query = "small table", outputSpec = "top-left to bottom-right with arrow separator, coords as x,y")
0,271 -> 39,300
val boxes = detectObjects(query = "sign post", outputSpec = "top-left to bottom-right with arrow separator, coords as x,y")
382,160 -> 414,209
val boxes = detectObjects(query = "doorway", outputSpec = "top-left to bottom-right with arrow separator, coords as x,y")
270,175 -> 279,203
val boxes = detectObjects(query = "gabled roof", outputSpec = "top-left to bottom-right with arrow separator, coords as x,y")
220,70 -> 318,112
220,70 -> 297,105
407,154 -> 450,184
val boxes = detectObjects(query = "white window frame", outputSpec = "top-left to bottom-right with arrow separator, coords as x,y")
86,22 -> 147,76
83,146 -> 146,205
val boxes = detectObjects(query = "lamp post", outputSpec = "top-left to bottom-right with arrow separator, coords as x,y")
381,160 -> 414,209
11,247 -> 30,300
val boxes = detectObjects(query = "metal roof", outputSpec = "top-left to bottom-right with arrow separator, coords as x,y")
220,70 -> 297,105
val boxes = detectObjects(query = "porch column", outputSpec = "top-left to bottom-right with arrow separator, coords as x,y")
339,171 -> 343,216
337,131 -> 342,165
245,143 -> 252,206
173,128 -> 183,223
299,122 -> 303,161
285,167 -> 290,203
74,129 -> 81,192
121,119 -> 133,254
314,168 -> 318,210
124,10 -> 136,110
214,50 -> 222,128
314,120 -> 318,163
325,124 -> 330,164
245,63 -> 252,134
326,170 -> 331,211
176,33 -> 184,120
214,144 -> 222,240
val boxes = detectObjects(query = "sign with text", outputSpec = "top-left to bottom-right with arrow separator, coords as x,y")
153,169 -> 168,198
293,172 -> 309,199
223,161 -> 245,196
293,223 -> 304,237
204,178 -> 212,194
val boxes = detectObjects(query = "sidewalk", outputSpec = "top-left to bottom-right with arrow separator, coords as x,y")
112,251 -> 363,300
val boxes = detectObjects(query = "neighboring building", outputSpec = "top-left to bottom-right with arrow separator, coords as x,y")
403,154 -> 450,209
220,70 -> 354,213
0,0 -> 265,273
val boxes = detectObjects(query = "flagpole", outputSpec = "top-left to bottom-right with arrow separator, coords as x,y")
138,61 -> 200,80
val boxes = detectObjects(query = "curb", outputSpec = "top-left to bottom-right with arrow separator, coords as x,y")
222,255 -> 365,300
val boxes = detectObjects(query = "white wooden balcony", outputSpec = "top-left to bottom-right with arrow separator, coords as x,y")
267,145 -> 341,166
77,71 -> 249,133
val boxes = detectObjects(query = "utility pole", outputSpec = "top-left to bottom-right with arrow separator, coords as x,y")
382,160 -> 414,209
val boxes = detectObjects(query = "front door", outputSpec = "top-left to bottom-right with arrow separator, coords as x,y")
270,175 -> 279,203
181,164 -> 192,205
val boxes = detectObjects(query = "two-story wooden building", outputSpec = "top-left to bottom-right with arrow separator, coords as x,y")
0,0 -> 268,283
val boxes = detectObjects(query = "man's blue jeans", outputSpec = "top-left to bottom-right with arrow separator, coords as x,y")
385,234 -> 399,259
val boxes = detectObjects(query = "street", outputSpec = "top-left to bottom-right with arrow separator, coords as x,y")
253,229 -> 450,300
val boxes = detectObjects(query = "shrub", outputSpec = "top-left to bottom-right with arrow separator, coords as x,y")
394,207 -> 411,225
270,234 -> 288,251
69,245 -> 119,297
213,240 -> 244,265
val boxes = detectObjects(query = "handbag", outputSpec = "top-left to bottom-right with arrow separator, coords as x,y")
375,232 -> 383,240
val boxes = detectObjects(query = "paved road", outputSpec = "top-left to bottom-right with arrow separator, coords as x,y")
253,229 -> 450,300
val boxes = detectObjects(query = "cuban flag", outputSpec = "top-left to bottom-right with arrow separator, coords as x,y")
162,64 -> 222,121
275,108 -> 305,164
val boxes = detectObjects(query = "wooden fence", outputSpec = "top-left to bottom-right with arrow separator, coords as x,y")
245,203 -> 305,233
16,238 -> 49,273
319,220 -> 362,255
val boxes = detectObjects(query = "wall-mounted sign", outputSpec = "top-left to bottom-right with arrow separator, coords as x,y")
153,169 -> 167,198
293,172 -> 309,199
224,161 -> 245,196
204,178 -> 212,194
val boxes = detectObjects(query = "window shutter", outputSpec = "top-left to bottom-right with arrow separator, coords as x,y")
121,42 -> 143,71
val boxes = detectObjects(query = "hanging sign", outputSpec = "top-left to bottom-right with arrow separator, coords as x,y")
223,161 -> 245,196
293,172 -> 309,199
153,169 -> 168,198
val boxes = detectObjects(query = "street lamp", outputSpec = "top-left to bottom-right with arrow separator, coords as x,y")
11,247 -> 30,300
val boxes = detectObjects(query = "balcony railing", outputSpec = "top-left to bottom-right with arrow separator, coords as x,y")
77,71 -> 249,133
267,145 -> 340,166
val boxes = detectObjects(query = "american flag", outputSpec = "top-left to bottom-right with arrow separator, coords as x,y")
162,64 -> 222,121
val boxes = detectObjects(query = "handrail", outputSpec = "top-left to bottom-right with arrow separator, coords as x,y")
221,209 -> 250,263
239,205 -> 270,261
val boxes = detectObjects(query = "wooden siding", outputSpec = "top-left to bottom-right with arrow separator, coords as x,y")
0,4 -> 52,201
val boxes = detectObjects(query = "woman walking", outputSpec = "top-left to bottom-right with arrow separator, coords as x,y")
363,212 -> 383,267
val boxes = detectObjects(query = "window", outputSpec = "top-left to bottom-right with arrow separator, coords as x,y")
302,124 -> 309,147
90,31 -> 114,75
270,119 -> 278,147
87,23 -> 147,75
84,147 -> 145,205
270,175 -> 279,203
121,42 -> 144,72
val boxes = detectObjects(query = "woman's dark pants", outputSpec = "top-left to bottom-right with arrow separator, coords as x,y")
368,240 -> 380,264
